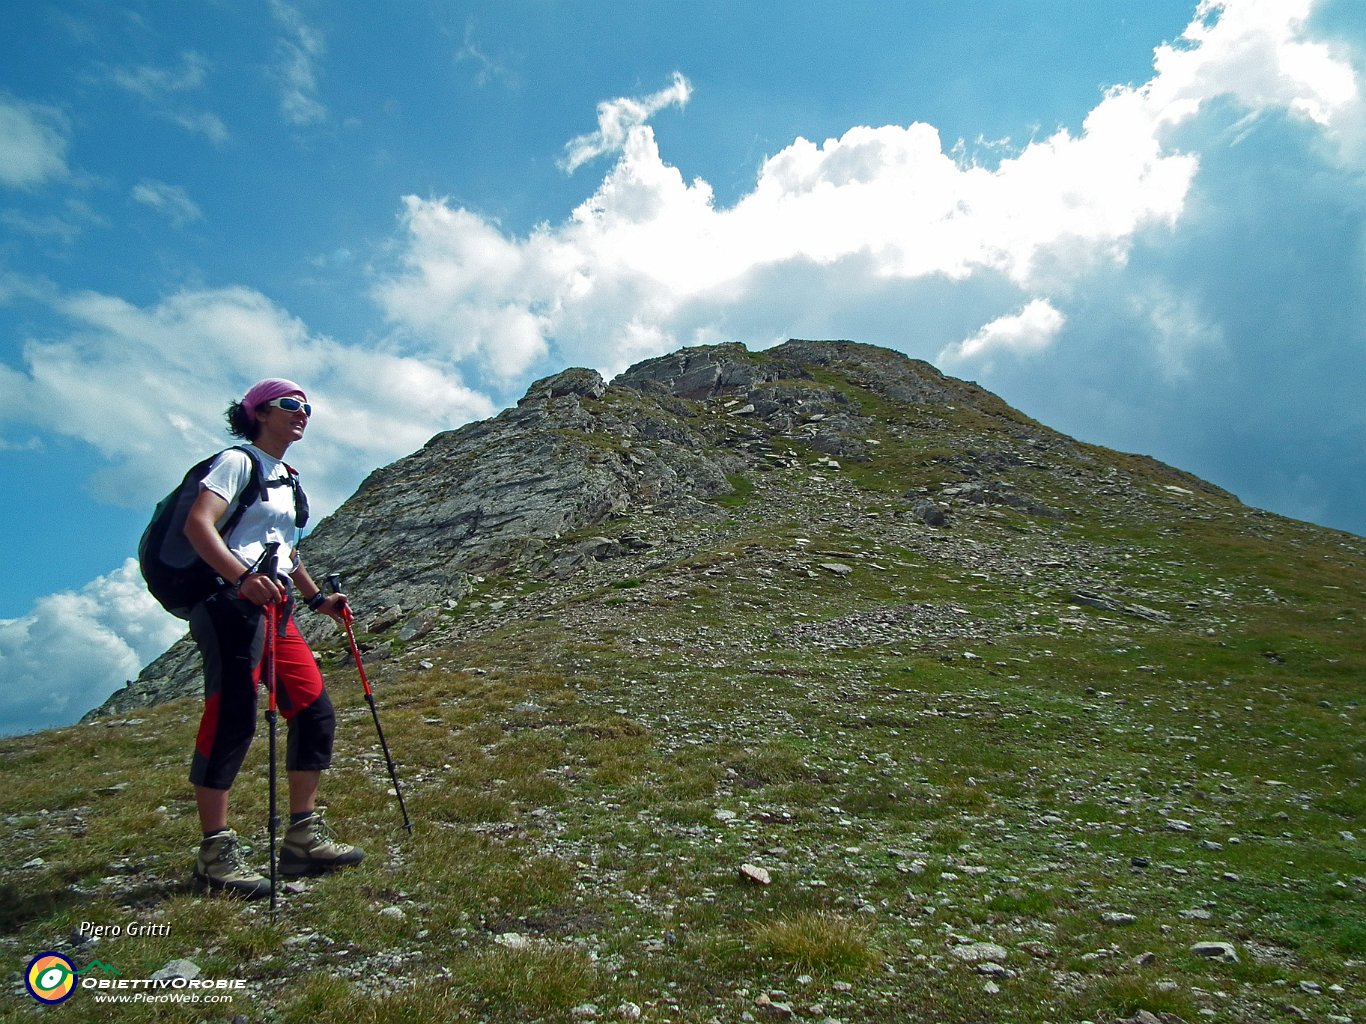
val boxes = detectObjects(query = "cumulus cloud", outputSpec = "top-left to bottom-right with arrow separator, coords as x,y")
0,94 -> 70,189
560,72 -> 692,173
131,179 -> 204,227
372,0 -> 1359,379
0,559 -> 186,736
939,299 -> 1066,367
1149,0 -> 1361,155
0,282 -> 496,513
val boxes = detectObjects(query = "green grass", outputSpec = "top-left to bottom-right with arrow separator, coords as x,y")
4,363 -> 1365,1023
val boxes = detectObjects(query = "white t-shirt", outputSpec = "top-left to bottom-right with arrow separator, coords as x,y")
200,445 -> 301,575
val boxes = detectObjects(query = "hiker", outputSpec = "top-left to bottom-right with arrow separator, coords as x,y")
183,378 -> 363,898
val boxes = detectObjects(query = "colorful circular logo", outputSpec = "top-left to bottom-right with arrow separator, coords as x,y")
26,952 -> 77,1004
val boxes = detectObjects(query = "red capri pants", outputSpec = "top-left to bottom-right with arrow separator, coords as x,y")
188,592 -> 336,790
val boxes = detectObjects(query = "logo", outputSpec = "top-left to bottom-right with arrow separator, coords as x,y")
25,951 -> 77,1004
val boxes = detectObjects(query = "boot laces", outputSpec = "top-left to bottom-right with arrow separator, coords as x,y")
209,832 -> 254,871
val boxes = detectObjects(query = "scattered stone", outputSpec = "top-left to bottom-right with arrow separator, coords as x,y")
379,906 -> 405,920
911,500 -> 946,527
1102,912 -> 1138,926
949,942 -> 1008,964
754,993 -> 794,1019
495,932 -> 532,950
151,959 -> 201,982
740,864 -> 772,885
617,1004 -> 642,1022
1190,941 -> 1238,963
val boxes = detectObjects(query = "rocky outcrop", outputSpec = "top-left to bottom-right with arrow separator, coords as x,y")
86,338 -> 1235,720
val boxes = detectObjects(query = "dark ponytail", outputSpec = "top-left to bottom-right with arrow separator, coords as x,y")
225,400 -> 258,440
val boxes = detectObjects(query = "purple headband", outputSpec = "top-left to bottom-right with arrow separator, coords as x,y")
242,378 -> 307,425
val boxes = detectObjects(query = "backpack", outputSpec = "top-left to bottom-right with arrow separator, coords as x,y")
139,446 -> 310,618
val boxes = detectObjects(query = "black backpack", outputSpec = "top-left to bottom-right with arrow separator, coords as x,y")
139,446 -> 309,618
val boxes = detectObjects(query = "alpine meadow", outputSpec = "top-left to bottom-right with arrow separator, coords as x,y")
3,341 -> 1362,1024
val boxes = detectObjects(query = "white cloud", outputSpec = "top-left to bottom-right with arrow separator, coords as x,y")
0,282 -> 496,514
1149,0 -> 1360,145
0,94 -> 70,189
939,299 -> 1066,366
560,72 -> 692,173
373,0 -> 1359,384
456,19 -> 515,90
109,52 -> 211,98
270,0 -> 328,127
105,52 -> 231,146
0,559 -> 186,736
131,179 -> 203,227
0,208 -> 83,244
0,280 -> 497,735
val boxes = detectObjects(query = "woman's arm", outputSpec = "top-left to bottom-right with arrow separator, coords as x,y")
183,489 -> 282,606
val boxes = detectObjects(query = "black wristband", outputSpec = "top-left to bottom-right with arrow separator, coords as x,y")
233,569 -> 253,588
306,592 -> 328,611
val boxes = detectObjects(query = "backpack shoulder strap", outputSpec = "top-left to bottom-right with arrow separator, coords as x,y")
283,462 -> 309,529
216,445 -> 269,538
243,449 -> 310,530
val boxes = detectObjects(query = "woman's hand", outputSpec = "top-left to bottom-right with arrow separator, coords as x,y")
313,592 -> 350,622
236,572 -> 285,606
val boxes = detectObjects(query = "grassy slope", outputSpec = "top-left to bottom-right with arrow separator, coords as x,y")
2,371 -> 1363,1024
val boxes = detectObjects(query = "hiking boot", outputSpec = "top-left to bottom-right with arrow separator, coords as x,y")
192,830 -> 272,899
279,811 -> 364,877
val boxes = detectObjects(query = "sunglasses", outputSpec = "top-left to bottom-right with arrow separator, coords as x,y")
264,396 -> 312,416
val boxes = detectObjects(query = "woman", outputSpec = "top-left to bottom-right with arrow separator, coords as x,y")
183,377 -> 363,898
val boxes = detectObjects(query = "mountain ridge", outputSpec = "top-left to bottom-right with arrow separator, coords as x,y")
90,338 -> 1316,722
92,338 -> 1243,722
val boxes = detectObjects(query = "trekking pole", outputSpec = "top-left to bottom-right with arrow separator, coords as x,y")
260,543 -> 282,918
326,573 -> 412,833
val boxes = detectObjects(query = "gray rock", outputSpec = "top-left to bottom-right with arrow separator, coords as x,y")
949,942 -> 1008,964
740,863 -> 772,885
912,500 -> 947,526
151,959 -> 201,982
398,607 -> 440,642
1190,941 -> 1238,962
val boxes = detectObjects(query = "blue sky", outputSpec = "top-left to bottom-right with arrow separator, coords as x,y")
2,0 -> 1362,736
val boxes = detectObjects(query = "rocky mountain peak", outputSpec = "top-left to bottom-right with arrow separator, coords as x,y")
91,338 -> 1242,719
